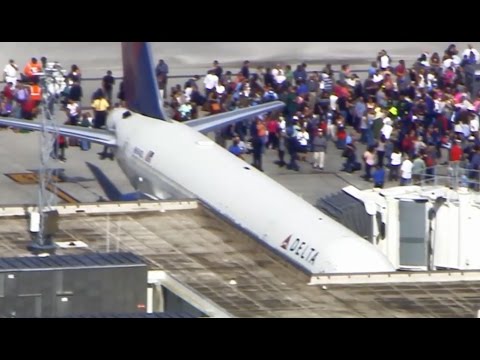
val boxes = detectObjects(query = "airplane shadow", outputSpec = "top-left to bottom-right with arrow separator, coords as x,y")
27,168 -> 94,183
85,162 -> 149,202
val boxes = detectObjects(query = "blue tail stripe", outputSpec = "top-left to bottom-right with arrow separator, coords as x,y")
121,42 -> 166,120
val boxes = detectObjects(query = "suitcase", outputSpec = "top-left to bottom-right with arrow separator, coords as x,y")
80,139 -> 91,151
68,137 -> 79,147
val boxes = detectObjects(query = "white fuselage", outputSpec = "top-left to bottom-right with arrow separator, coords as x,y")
108,108 -> 395,274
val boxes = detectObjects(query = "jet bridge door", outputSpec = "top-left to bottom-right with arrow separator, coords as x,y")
398,200 -> 428,269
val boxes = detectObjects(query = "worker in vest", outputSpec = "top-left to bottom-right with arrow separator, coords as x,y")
23,57 -> 43,83
29,77 -> 42,109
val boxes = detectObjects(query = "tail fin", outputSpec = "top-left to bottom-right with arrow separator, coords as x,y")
121,42 -> 167,120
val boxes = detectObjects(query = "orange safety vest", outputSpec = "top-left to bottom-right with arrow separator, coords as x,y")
30,84 -> 42,101
24,62 -> 42,77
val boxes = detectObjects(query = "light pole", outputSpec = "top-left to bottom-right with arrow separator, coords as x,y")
27,71 -> 61,255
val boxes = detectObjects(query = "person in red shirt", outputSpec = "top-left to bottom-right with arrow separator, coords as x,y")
266,116 -> 279,150
317,120 -> 327,135
402,130 -> 417,156
450,139 -> 463,162
21,97 -> 36,120
53,134 -> 67,162
3,82 -> 14,102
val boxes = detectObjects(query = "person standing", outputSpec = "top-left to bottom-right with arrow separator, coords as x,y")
251,135 -> 264,172
29,77 -> 42,110
67,65 -> 81,83
240,60 -> 250,80
412,153 -> 426,185
156,60 -> 169,99
66,99 -> 80,126
212,60 -> 223,79
286,122 -> 300,171
276,130 -> 287,168
400,154 -> 413,186
296,127 -> 310,162
363,146 -> 376,181
228,135 -> 245,160
23,57 -> 43,83
53,134 -> 67,162
3,60 -> 18,86
102,70 -> 115,106
312,129 -> 328,170
203,70 -> 219,99
373,165 -> 386,188
389,147 -> 402,181
91,90 -> 109,129
91,90 -> 110,159
117,81 -> 126,107
68,80 -> 83,105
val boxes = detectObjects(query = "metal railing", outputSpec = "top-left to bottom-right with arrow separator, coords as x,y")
419,163 -> 480,191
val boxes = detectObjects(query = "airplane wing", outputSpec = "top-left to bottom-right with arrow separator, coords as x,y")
0,117 -> 117,146
183,101 -> 285,133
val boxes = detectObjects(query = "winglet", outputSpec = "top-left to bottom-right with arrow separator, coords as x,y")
121,42 -> 167,120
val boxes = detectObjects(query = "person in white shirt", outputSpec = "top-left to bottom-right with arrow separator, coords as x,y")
329,94 -> 338,111
417,73 -> 425,89
346,75 -> 357,88
462,44 -> 480,63
296,127 -> 310,162
278,116 -> 286,133
420,52 -> 430,67
379,50 -> 391,70
274,69 -> 286,86
469,110 -> 479,135
66,99 -> 80,125
381,118 -> 393,140
3,59 -> 18,86
400,155 -> 413,186
452,55 -> 462,66
215,83 -> 226,96
442,58 -> 454,71
373,71 -> 384,84
389,148 -> 402,181
184,86 -> 193,103
203,70 -> 218,97
271,66 -> 279,78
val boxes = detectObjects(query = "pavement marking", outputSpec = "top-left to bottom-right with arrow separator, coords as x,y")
5,172 -> 63,185
5,172 -> 78,204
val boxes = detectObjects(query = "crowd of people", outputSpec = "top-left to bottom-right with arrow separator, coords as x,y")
0,57 -> 121,162
3,44 -> 480,190
161,44 -> 480,189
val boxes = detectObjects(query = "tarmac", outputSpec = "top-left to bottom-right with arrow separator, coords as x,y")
2,112 -> 480,318
0,117 -> 376,207
2,42 -> 480,317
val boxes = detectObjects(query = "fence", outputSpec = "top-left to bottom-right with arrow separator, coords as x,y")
419,163 -> 480,191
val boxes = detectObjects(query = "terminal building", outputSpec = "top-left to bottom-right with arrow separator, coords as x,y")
0,199 -> 480,318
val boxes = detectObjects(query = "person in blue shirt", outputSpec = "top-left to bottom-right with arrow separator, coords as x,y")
296,80 -> 309,97
373,165 -> 386,189
229,136 -> 245,160
293,64 -> 308,85
368,61 -> 377,77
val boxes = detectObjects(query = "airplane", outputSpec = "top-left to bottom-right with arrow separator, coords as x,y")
0,42 -> 395,274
